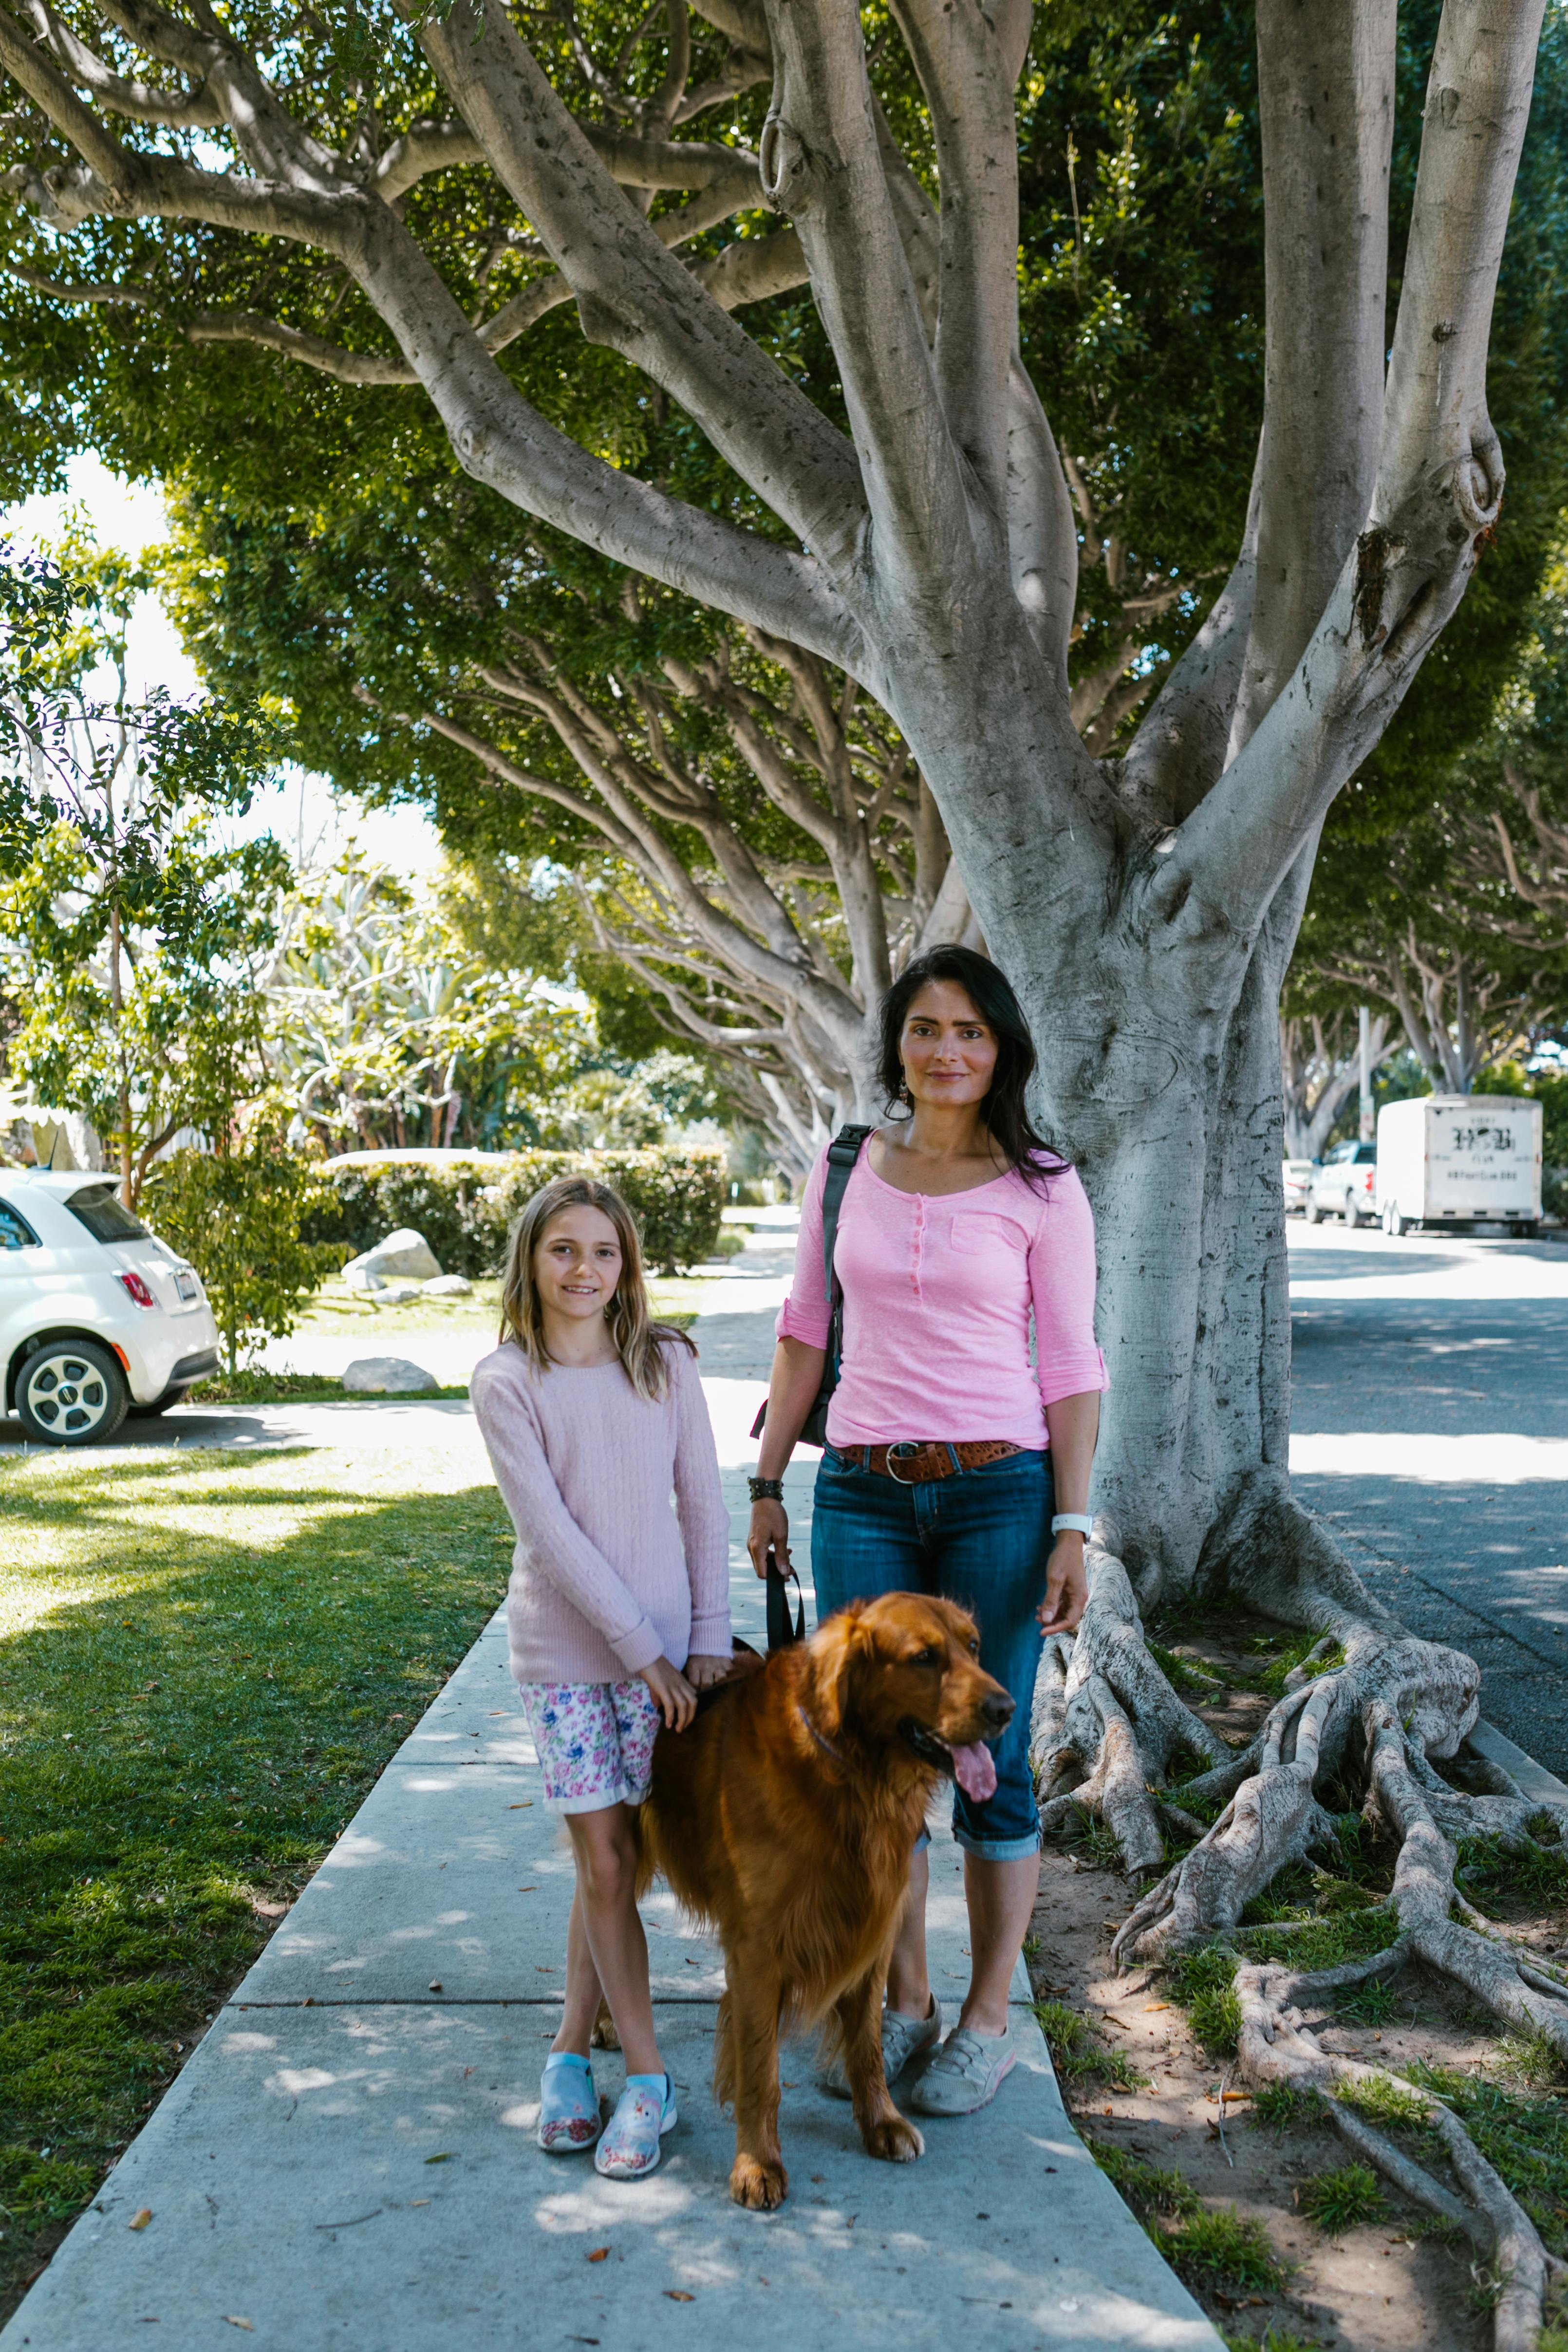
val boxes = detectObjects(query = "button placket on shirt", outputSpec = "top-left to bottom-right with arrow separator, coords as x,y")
909,1192 -> 926,1297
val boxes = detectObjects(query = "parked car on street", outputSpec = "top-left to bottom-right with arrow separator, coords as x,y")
1282,1158 -> 1314,1214
0,1171 -> 220,1445
1305,1139 -> 1379,1225
1376,1095 -> 1543,1236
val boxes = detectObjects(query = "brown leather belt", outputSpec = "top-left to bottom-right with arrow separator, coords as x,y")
835,1439 -> 1026,1483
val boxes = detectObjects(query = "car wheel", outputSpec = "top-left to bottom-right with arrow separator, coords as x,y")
1383,1203 -> 1406,1239
16,1340 -> 130,1446
1342,1196 -> 1359,1225
1304,1195 -> 1322,1225
127,1381 -> 192,1419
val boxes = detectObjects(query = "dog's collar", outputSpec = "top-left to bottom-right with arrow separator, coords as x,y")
796,1700 -> 848,1767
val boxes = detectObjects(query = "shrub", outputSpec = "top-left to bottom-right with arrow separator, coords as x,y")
301,1147 -> 727,1278
142,1118 -> 341,1372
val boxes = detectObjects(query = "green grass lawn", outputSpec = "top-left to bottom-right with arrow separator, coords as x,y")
0,1443 -> 512,2320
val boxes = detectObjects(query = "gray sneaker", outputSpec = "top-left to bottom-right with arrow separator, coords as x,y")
905,2024 -> 1016,2116
816,1997 -> 942,2099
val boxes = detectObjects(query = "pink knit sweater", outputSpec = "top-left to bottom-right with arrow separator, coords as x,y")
778,1148 -> 1108,1449
470,1338 -> 732,1685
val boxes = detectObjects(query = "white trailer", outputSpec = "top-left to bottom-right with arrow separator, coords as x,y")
1375,1095 -> 1543,1236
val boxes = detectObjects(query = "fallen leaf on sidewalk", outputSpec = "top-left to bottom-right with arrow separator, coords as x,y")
507,1802 -> 533,1810
666,2290 -> 695,2302
128,2209 -> 153,2231
518,1885 -> 538,1892
587,2247 -> 609,2263
424,2152 -> 455,2165
221,2321 -> 254,2333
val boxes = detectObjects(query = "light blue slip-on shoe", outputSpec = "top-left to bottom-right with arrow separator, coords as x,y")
538,2051 -> 600,2152
595,2073 -> 677,2180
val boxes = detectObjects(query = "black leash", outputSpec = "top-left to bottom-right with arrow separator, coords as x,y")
766,1561 -> 805,1654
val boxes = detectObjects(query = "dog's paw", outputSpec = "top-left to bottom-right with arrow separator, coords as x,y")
863,2113 -> 924,2165
729,2153 -> 789,2209
590,2007 -> 620,2051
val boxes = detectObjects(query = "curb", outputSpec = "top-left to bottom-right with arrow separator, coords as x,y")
1468,1718 -> 1568,1805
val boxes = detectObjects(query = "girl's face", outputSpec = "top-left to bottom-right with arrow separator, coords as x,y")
898,980 -> 999,1109
533,1204 -> 624,1324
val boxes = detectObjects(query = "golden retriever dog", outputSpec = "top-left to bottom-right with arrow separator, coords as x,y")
638,1592 -> 1013,2210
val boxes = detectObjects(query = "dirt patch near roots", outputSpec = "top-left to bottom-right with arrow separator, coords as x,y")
1026,1612 -> 1568,2352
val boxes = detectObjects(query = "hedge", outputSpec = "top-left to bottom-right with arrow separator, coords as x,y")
301,1149 -> 727,1278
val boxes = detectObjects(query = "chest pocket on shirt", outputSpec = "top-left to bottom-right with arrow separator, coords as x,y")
949,1212 -> 1023,1253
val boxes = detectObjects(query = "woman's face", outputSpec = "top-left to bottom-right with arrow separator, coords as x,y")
898,980 -> 999,1110
533,1204 -> 624,1322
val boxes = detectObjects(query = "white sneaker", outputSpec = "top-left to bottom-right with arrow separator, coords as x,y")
816,1998 -> 942,2098
906,2024 -> 1017,2115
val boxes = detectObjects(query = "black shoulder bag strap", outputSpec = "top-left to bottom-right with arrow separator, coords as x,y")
749,1122 -> 873,1446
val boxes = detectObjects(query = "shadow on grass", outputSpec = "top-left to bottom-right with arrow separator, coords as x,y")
0,1448 -> 511,2320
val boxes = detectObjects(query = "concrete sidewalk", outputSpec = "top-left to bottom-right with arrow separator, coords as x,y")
1,1563 -> 1218,2351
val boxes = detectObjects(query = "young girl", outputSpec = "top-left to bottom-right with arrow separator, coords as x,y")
470,1176 -> 732,2181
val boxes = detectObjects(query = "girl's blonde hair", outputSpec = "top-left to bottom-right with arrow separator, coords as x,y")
499,1174 -> 694,1400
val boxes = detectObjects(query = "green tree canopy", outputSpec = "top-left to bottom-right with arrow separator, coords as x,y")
0,531 -> 284,1198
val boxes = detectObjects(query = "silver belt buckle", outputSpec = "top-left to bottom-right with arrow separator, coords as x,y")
886,1441 -> 923,1485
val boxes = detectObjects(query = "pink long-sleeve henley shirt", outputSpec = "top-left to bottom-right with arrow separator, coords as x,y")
777,1147 -> 1108,1449
470,1336 -> 732,1686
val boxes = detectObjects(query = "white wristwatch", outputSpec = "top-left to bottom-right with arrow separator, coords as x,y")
1050,1513 -> 1094,1538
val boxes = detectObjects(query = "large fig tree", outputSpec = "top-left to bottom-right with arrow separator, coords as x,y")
0,0 -> 1542,1597
5,0 -> 1568,2315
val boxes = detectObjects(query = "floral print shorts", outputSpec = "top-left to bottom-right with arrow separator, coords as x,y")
516,1678 -> 661,1814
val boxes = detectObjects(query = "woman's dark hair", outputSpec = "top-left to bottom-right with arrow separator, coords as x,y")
876,944 -> 1067,1186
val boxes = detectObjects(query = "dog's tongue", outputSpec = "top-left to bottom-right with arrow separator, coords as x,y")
951,1741 -> 998,1802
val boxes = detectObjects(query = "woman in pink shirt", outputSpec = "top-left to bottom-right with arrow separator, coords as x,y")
747,946 -> 1106,2119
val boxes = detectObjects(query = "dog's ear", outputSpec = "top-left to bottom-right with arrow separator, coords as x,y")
809,1605 -> 869,1739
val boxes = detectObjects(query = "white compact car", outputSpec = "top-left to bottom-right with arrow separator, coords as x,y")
0,1171 -> 221,1445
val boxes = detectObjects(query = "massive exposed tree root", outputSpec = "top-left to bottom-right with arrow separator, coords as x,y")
1032,1520 -> 1568,2349
1232,1950 -> 1566,2352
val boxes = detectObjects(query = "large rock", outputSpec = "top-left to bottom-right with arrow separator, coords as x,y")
342,1357 -> 440,1396
342,1228 -> 443,1288
422,1273 -> 473,1298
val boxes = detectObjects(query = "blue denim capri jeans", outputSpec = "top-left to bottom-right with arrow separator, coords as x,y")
810,1445 -> 1054,1861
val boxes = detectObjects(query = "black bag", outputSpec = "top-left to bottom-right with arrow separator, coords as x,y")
749,1122 -> 872,1451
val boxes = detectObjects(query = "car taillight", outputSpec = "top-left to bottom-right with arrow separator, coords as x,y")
118,1271 -> 157,1309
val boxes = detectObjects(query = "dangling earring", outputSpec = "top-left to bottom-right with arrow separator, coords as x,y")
897,1072 -> 913,1109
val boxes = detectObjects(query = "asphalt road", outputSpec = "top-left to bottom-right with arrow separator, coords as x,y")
1288,1220 -> 1568,1773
